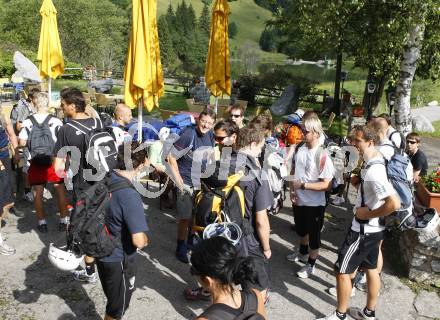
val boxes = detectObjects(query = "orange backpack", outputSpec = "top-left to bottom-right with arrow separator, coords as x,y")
284,123 -> 304,146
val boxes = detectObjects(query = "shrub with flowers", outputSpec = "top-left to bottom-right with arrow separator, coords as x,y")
422,166 -> 440,193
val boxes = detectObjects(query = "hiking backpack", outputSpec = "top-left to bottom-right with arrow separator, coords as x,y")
27,115 -> 56,166
192,159 -> 251,237
361,153 -> 415,230
263,138 -> 288,215
198,290 -> 264,320
68,175 -> 133,258
67,117 -> 118,173
164,113 -> 195,135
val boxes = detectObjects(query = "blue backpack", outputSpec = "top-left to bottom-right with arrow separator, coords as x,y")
164,113 -> 195,135
361,153 -> 414,230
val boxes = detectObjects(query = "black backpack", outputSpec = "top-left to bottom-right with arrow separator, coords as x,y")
68,175 -> 133,258
199,290 -> 264,320
27,115 -> 56,166
67,117 -> 118,174
192,158 -> 253,237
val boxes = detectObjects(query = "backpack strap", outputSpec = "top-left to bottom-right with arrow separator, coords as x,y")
237,290 -> 259,319
109,178 -> 134,193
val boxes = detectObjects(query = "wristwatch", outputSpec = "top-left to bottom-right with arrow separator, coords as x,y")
300,182 -> 306,190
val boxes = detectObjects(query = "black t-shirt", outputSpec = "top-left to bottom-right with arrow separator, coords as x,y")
99,172 -> 149,262
54,117 -> 102,199
409,149 -> 428,177
236,154 -> 272,242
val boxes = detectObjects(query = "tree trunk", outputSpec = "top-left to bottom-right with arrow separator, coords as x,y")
394,24 -> 425,135
332,52 -> 343,115
362,68 -> 387,116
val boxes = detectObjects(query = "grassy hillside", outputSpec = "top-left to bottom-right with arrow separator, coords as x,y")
157,0 -> 284,62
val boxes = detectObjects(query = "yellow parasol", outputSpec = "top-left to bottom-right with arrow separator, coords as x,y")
37,0 -> 64,105
205,0 -> 231,112
124,0 -> 164,141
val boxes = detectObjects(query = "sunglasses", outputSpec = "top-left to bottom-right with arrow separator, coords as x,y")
215,136 -> 227,142
406,140 -> 417,144
231,114 -> 242,118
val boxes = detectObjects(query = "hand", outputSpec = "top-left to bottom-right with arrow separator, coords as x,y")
292,179 -> 302,191
16,121 -> 23,131
290,190 -> 297,205
12,153 -> 20,164
263,249 -> 271,259
355,206 -> 370,220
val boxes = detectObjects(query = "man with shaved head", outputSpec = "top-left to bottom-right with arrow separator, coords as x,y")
113,103 -> 133,129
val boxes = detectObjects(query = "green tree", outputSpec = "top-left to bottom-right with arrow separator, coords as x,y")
259,27 -> 278,52
228,22 -> 238,39
199,3 -> 211,37
158,16 -> 178,69
0,0 -> 128,72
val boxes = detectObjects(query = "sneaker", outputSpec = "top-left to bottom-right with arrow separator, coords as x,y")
37,224 -> 48,233
297,263 -> 315,278
348,307 -> 375,320
316,311 -> 345,320
72,269 -> 98,283
354,272 -> 367,292
183,287 -> 211,301
331,195 -> 345,206
23,191 -> 34,202
176,243 -> 189,264
328,286 -> 355,297
287,251 -> 308,263
0,241 -> 16,256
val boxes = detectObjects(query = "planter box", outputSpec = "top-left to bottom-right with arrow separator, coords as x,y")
417,183 -> 440,213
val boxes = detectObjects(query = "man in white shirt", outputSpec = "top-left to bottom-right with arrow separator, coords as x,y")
378,113 -> 403,150
288,114 -> 335,279
318,125 -> 400,320
19,92 -> 68,233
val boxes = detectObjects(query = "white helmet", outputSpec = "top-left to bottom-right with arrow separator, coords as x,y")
203,222 -> 243,246
48,243 -> 84,272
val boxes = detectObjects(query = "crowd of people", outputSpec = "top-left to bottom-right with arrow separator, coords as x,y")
0,86 -> 431,320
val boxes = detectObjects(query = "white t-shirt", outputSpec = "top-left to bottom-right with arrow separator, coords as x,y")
19,113 -> 63,161
351,155 -> 396,233
294,144 -> 335,206
387,127 -> 402,149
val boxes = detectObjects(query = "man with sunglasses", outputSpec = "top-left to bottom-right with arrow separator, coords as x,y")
229,105 -> 245,129
168,109 -> 216,264
406,132 -> 428,183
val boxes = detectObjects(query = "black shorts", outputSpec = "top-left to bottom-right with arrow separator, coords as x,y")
96,256 -> 137,319
335,229 -> 383,274
236,234 -> 270,291
293,206 -> 325,250
0,158 -> 14,213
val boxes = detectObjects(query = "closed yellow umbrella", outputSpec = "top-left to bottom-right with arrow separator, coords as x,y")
124,0 -> 164,114
205,0 -> 231,101
37,0 -> 64,103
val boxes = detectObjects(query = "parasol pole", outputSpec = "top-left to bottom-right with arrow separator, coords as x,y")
137,98 -> 143,143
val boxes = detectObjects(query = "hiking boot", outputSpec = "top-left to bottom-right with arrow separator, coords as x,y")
286,251 -> 308,263
59,222 -> 69,232
354,272 -> 367,292
348,307 -> 375,320
297,263 -> 315,278
176,243 -> 189,264
37,224 -> 48,233
72,269 -> 98,283
183,287 -> 211,301
328,286 -> 355,297
316,311 -> 345,320
0,241 -> 16,256
23,191 -> 34,202
331,195 -> 345,206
